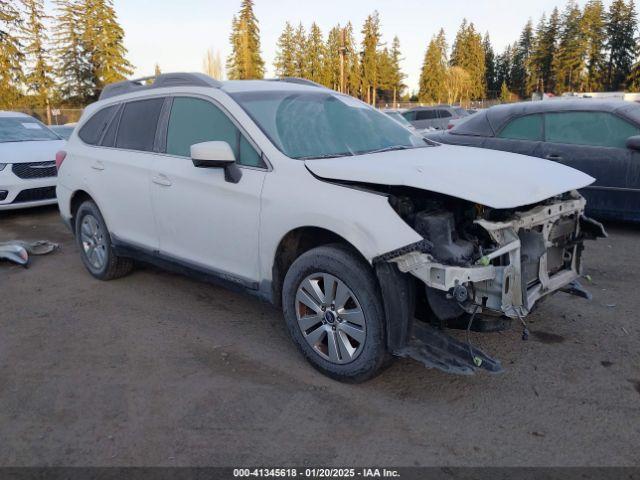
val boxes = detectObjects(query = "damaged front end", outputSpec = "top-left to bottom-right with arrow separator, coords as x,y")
375,189 -> 606,375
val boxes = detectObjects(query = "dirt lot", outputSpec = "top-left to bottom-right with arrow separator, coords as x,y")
0,205 -> 638,467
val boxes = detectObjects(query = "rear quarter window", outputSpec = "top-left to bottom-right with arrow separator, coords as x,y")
78,106 -> 116,145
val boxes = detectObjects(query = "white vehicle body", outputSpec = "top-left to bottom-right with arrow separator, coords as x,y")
0,112 -> 65,210
57,73 -> 604,379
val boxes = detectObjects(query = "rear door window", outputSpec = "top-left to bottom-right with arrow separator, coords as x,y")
115,98 -> 165,152
545,112 -> 640,148
166,97 -> 265,168
402,111 -> 416,121
498,114 -> 543,141
437,109 -> 453,119
78,106 -> 117,145
416,110 -> 438,120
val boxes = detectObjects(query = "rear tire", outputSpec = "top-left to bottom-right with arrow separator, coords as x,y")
75,200 -> 133,281
282,244 -> 390,383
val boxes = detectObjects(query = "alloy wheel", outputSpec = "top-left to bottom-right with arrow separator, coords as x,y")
295,273 -> 366,364
80,214 -> 107,270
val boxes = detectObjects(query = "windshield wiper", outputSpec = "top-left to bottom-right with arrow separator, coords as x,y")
296,152 -> 354,160
360,145 -> 413,155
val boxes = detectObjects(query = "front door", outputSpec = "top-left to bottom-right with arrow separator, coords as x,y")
150,96 -> 267,285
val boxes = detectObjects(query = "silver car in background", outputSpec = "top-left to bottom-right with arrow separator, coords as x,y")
402,105 -> 470,130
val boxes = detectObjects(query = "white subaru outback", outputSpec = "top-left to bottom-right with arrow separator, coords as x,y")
57,73 -> 605,382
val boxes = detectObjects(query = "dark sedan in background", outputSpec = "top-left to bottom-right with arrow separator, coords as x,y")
427,100 -> 640,222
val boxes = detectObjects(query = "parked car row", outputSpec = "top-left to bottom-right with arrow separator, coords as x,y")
5,76 -> 634,382
50,73 -> 607,382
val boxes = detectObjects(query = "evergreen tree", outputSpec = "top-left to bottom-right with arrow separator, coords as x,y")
389,36 -> 406,104
511,19 -> 535,98
226,0 -> 264,80
376,47 -> 393,103
500,80 -> 514,102
511,19 -> 534,98
343,22 -> 361,97
360,11 -> 381,104
292,22 -> 308,78
418,29 -> 447,104
483,33 -> 497,95
606,0 -> 638,90
0,0 -> 24,108
53,0 -> 92,103
495,44 -> 514,91
324,25 -> 342,90
82,0 -> 133,98
307,23 -> 326,84
552,0 -> 587,93
582,0 -> 607,91
22,0 -> 54,110
450,19 -> 485,100
274,21 -> 296,78
530,10 -> 560,93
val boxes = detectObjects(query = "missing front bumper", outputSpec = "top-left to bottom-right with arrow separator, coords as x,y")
389,195 -> 604,319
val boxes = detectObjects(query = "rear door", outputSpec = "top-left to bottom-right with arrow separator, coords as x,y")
540,111 -> 640,218
150,95 -> 267,285
82,98 -> 163,249
483,113 -> 544,156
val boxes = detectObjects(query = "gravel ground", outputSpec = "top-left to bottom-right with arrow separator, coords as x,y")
0,205 -> 638,467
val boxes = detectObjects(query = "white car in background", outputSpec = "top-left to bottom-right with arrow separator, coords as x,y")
0,112 -> 65,210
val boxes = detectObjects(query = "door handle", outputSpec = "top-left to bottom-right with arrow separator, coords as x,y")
546,154 -> 563,161
91,161 -> 105,171
152,174 -> 172,187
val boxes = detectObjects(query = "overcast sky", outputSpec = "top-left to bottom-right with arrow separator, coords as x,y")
64,0 -> 620,92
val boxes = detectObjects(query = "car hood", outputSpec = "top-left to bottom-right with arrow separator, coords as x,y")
0,140 -> 66,165
305,144 -> 595,209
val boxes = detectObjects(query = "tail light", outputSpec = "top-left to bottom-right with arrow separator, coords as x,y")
447,123 -> 454,130
55,151 -> 67,170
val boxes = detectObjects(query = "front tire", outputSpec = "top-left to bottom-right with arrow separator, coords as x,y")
75,200 -> 133,281
282,244 -> 390,383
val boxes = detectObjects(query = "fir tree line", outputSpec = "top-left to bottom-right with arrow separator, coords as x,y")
0,0 -> 132,111
228,1 -> 406,105
419,0 -> 639,104
488,0 -> 638,101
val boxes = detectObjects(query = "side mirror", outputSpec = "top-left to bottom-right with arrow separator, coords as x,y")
626,135 -> 640,151
191,141 -> 242,183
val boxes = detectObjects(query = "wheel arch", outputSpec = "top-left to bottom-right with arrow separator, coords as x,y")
270,226 -> 370,308
69,189 -> 96,232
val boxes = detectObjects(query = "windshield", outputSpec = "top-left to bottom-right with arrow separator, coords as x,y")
385,111 -> 413,127
231,91 -> 428,159
0,117 -> 60,143
453,107 -> 470,117
51,126 -> 74,140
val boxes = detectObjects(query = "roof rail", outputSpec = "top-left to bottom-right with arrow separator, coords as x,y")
266,77 -> 328,89
99,72 -> 223,100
